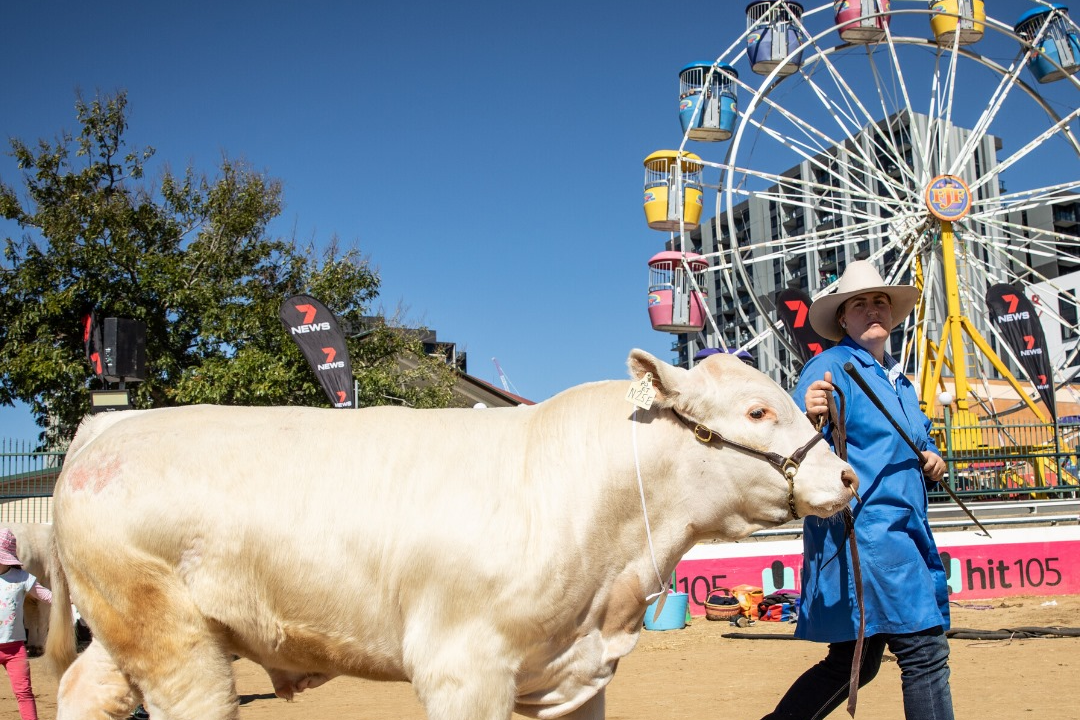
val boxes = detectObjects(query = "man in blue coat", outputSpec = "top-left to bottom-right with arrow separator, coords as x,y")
761,261 -> 955,720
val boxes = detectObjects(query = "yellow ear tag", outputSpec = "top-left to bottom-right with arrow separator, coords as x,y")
627,372 -> 656,410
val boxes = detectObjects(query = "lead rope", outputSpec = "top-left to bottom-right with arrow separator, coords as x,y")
821,390 -> 866,718
632,408 -> 670,605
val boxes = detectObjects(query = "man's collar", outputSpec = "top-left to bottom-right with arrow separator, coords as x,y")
838,337 -> 877,368
839,337 -> 901,383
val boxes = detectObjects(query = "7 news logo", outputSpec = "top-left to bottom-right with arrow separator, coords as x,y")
317,347 -> 345,370
996,294 -> 1031,323
783,299 -> 825,356
289,303 -> 331,334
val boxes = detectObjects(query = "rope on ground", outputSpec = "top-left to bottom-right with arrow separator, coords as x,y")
946,626 -> 1080,640
720,627 -> 1080,641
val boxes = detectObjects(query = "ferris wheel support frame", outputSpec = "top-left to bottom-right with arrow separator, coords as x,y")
921,220 -> 1049,423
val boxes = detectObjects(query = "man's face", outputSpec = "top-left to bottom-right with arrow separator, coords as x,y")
840,291 -> 893,344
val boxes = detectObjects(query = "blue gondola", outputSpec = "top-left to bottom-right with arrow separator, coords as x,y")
746,1 -> 805,76
679,62 -> 739,141
1015,4 -> 1080,83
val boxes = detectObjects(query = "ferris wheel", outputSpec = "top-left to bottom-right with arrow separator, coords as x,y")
645,0 -> 1080,421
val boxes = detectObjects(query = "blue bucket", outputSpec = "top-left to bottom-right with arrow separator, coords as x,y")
643,592 -> 689,631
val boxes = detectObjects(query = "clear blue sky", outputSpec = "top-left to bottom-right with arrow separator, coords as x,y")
0,0 -> 1063,441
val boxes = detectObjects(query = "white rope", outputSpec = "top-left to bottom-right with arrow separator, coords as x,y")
632,407 -> 669,603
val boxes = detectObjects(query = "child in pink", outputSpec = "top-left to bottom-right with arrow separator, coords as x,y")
0,528 -> 52,720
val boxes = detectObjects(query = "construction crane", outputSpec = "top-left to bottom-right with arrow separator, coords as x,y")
491,357 -> 520,395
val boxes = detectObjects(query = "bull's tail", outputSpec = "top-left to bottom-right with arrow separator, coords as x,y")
44,534 -> 78,679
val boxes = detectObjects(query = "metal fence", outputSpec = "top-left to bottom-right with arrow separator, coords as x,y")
0,439 -> 66,524
929,414 -> 1080,503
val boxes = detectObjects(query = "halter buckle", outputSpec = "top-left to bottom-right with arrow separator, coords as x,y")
693,424 -> 714,444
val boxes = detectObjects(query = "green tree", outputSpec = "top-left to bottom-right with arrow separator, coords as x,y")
0,92 -> 457,447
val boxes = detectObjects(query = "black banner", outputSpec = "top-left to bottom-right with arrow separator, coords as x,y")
986,283 -> 1056,421
279,295 -> 355,408
82,311 -> 104,378
776,288 -> 834,364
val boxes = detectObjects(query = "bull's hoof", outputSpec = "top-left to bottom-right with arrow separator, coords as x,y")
25,645 -> 43,658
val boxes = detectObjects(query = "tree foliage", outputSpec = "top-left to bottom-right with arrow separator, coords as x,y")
0,92 -> 457,447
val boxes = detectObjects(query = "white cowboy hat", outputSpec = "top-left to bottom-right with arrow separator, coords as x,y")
808,260 -> 919,342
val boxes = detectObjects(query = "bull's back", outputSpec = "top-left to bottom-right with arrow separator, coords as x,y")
56,404 -> 542,552
53,403 -> 581,666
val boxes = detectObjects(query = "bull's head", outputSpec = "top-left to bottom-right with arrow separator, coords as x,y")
628,349 -> 858,539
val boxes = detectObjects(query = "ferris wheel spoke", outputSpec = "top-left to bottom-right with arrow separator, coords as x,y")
881,236 -> 921,287
862,49 -> 925,194
975,112 -> 1080,203
979,218 -> 1080,266
931,31 -> 970,169
793,44 -> 923,205
729,148 -> 910,215
730,60 -> 895,191
973,179 -> 1080,220
979,178 -> 1080,205
741,118 -> 911,213
978,232 -> 1076,286
797,46 -> 906,169
732,81 -> 839,160
875,21 -> 933,172
948,62 -> 1033,179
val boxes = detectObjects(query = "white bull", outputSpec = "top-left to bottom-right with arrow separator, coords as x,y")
3,522 -> 53,654
46,350 -> 857,720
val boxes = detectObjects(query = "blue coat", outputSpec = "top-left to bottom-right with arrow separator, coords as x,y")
792,338 -> 950,642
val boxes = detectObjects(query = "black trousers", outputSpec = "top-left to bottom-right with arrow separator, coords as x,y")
760,627 -> 954,720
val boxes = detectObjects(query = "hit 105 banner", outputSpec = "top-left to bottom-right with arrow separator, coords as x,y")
675,526 -> 1080,615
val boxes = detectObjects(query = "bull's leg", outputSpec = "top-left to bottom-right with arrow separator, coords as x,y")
71,569 -> 238,720
56,640 -> 141,720
114,627 -> 237,720
24,597 -> 48,656
408,630 -> 517,720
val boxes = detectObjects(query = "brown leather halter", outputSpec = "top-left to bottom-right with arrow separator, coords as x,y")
671,410 -> 827,520
673,396 -> 866,716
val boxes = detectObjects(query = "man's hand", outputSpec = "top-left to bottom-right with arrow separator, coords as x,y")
921,451 -> 947,484
804,371 -> 834,423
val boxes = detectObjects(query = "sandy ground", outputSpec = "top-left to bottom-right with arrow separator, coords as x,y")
4,594 -> 1079,720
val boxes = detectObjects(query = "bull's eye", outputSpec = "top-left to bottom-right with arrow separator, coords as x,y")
749,407 -> 767,420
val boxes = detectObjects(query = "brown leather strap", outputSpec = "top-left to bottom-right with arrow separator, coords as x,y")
826,390 -> 847,466
825,387 -> 865,717
845,508 -> 866,717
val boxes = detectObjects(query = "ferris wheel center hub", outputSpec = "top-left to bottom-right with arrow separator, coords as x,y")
924,175 -> 972,222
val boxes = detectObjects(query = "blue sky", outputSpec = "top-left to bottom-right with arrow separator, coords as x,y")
0,0 -> 1067,441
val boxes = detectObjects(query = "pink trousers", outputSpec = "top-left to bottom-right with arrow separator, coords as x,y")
0,641 -> 37,720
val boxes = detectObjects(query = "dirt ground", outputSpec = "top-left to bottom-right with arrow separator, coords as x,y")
5,594 -> 1079,720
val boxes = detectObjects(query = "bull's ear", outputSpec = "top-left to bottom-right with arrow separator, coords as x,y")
627,349 -> 685,407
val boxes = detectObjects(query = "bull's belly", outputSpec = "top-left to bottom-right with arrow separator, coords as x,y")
512,628 -> 641,719
218,623 -> 410,684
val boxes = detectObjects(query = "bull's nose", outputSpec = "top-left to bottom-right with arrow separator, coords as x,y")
841,468 -> 859,492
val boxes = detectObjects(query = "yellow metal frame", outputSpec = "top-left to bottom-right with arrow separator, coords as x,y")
917,221 -> 1049,424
